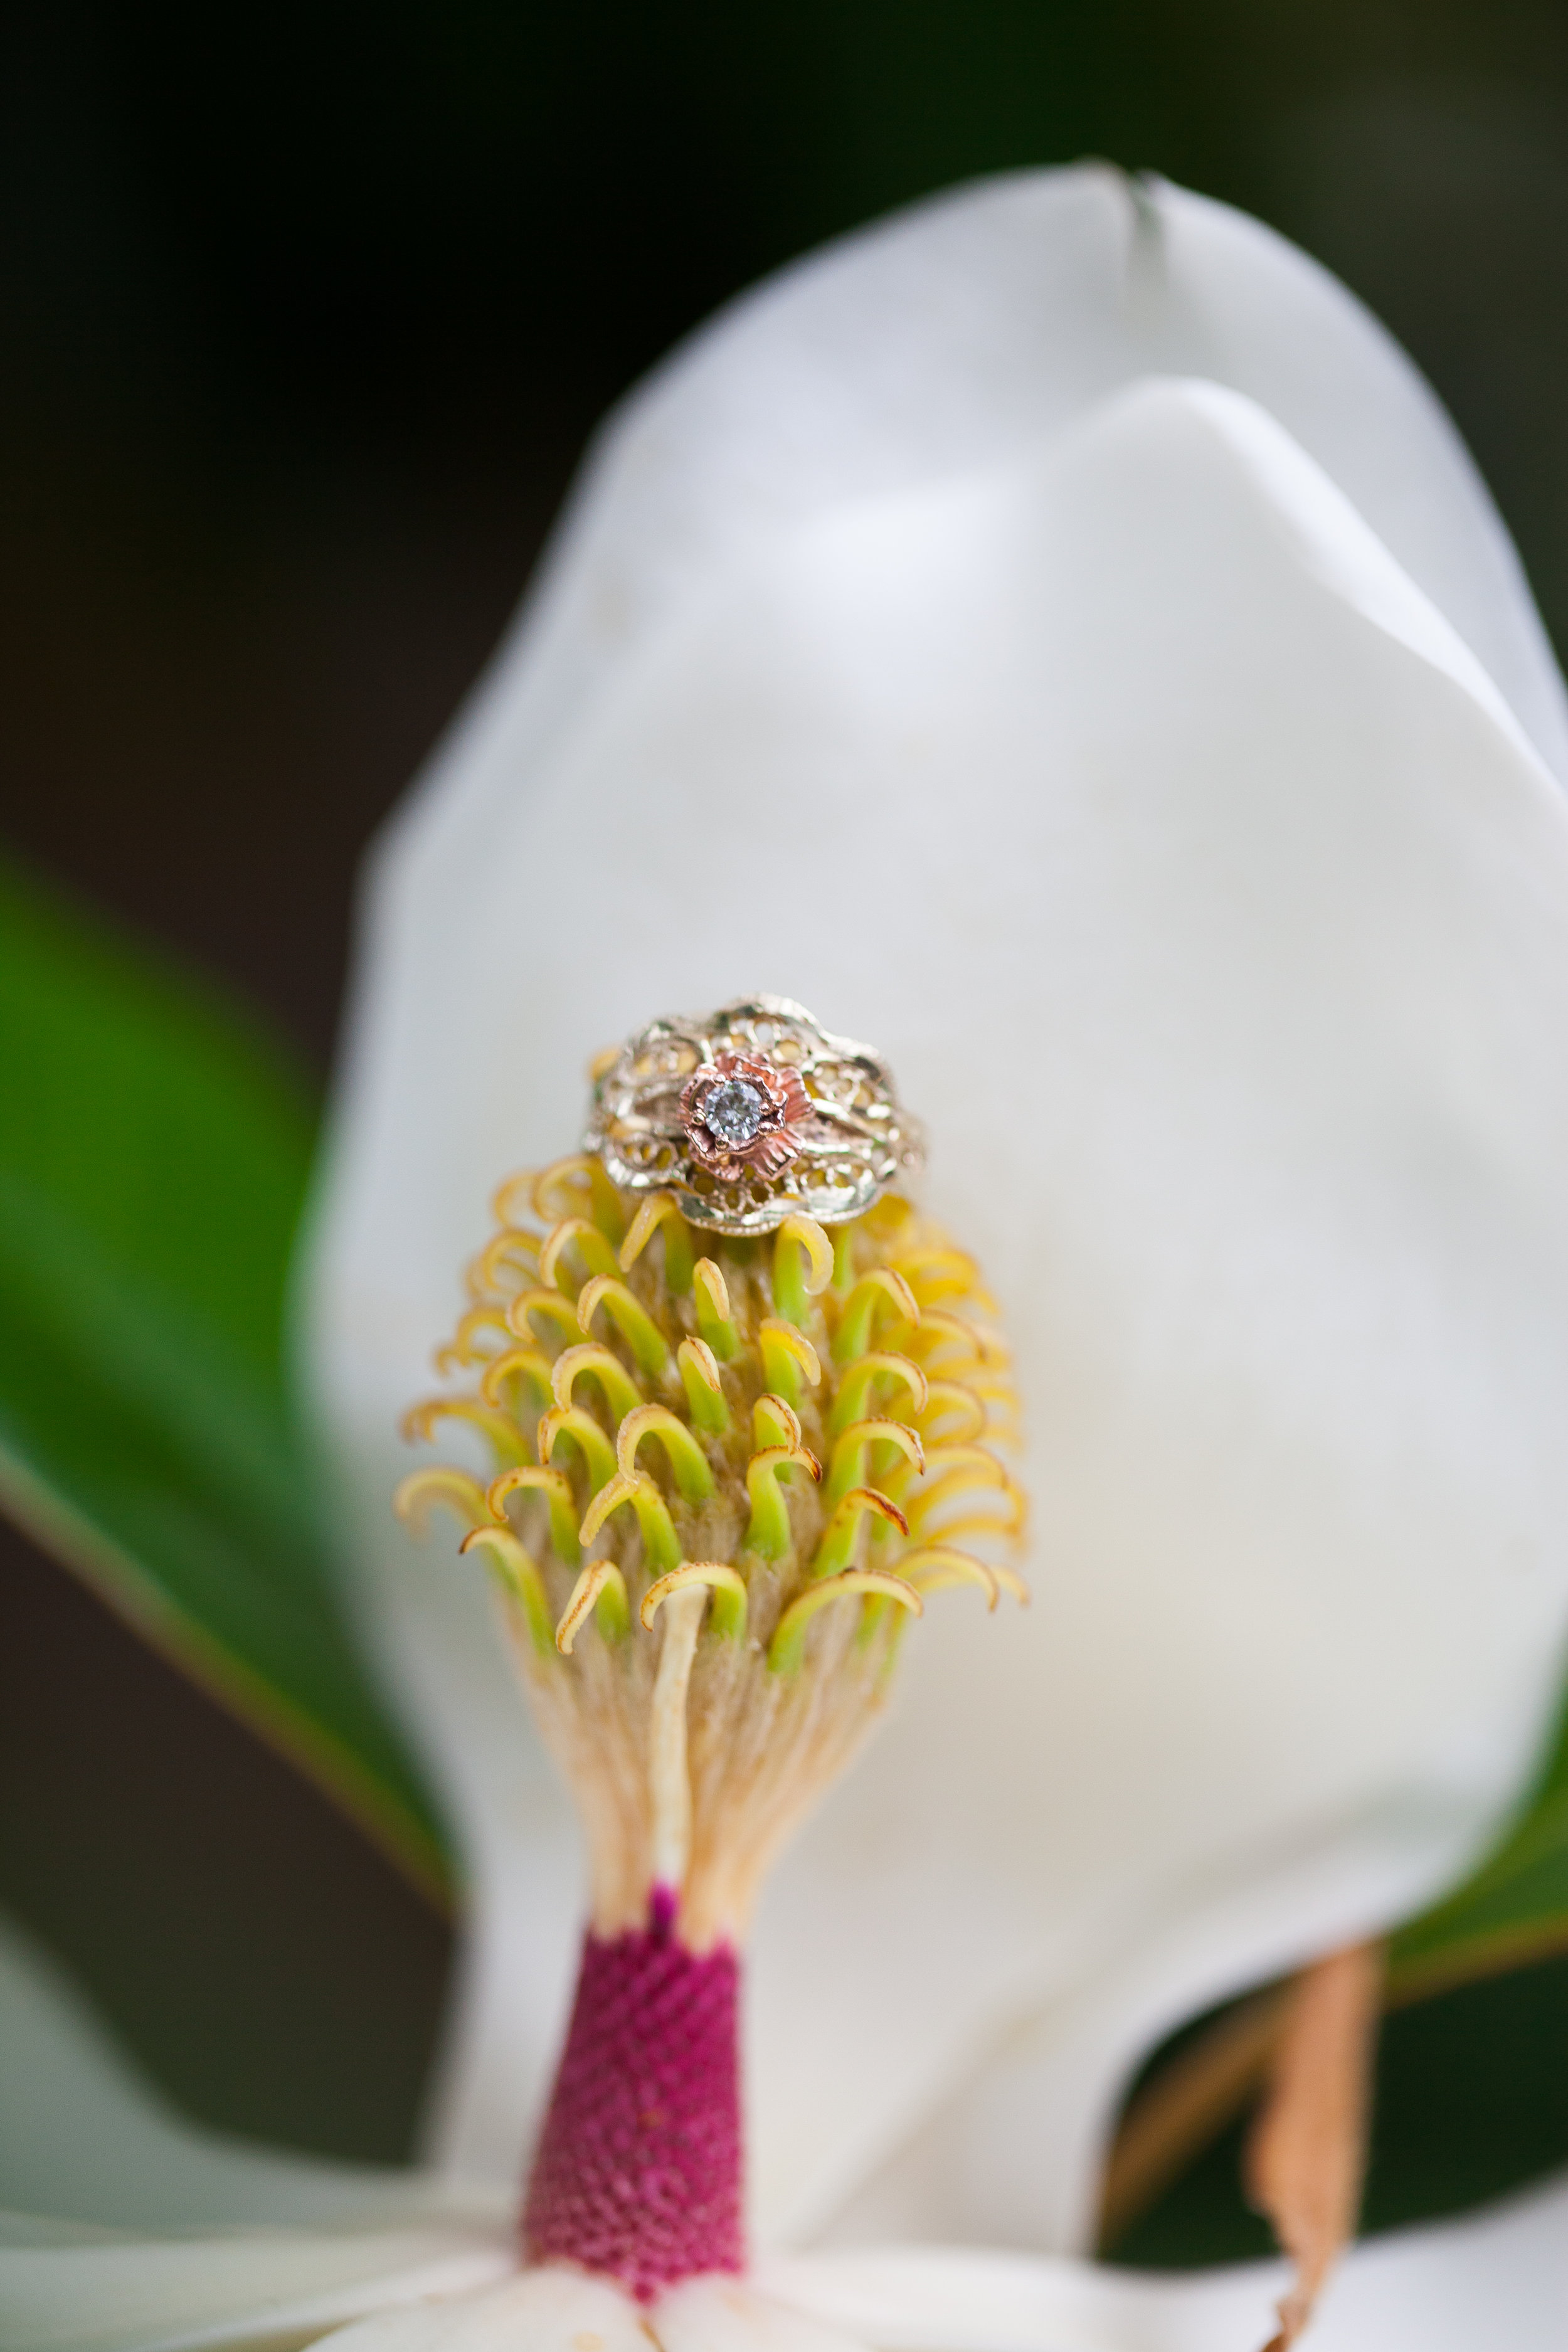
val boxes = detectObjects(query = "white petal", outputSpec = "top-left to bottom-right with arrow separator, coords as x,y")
308,368 -> 1568,2257
317,2265 -> 647,2352
760,2170 -> 1568,2349
0,2219 -> 512,2352
0,1914 -> 504,2237
390,165 -> 1562,903
651,2275 -> 869,2352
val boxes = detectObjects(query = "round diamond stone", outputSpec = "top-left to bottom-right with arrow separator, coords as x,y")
704,1076 -> 768,1147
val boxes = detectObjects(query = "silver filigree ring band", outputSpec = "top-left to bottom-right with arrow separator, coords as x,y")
583,995 -> 926,1237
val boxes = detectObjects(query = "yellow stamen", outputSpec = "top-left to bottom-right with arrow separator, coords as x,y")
813,1485 -> 908,1578
393,1467 -> 497,1538
580,1471 -> 681,1576
616,1404 -> 716,1503
575,1275 -> 672,1382
829,1350 -> 928,1433
773,1214 -> 834,1326
551,1342 -> 645,1422
506,1288 -> 582,1344
400,1397 -> 529,1466
458,1523 -> 554,1658
556,1559 -> 632,1653
744,1444 -> 822,1560
402,1150 -> 1024,1947
833,1266 -> 920,1364
469,1228 -> 542,1300
906,1446 -> 1025,1541
479,1345 -> 555,1413
896,1544 -> 1003,1609
539,1216 -> 619,1292
530,1153 -> 626,1243
891,1244 -> 999,1313
915,1381 -> 989,1444
536,1406 -> 619,1495
768,1569 -> 921,1675
677,1337 -> 730,1436
487,1463 -> 585,1567
758,1318 -> 821,1408
694,1257 -> 739,1360
435,1303 -> 514,1373
618,1192 -> 694,1293
642,1560 -> 748,1643
825,1417 -> 924,1509
753,1393 -> 803,1453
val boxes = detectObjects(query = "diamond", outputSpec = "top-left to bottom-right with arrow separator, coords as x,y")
704,1076 -> 767,1147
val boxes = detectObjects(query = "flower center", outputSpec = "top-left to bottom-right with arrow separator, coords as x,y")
703,1075 -> 767,1146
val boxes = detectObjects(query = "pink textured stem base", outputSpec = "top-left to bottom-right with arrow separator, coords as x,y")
522,1904 -> 744,2300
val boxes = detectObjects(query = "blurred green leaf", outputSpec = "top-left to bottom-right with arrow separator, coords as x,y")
1106,1954 -> 1568,2269
1101,1694 -> 1568,2264
1385,1693 -> 1568,2000
0,857 -> 450,1903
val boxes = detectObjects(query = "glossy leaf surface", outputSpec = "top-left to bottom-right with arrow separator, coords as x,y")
0,859 -> 450,1899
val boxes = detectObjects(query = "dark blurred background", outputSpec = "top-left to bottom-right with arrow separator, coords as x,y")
5,0 -> 1568,2166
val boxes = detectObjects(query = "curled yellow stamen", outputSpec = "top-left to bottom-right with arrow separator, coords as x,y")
829,1350 -> 928,1434
642,1560 -> 748,1643
556,1559 -> 632,1653
435,1303 -> 513,1373
458,1523 -> 554,1659
833,1266 -> 920,1364
768,1569 -> 921,1675
400,1397 -> 529,1466
904,1308 -> 1007,1375
489,1169 -> 539,1228
487,1463 -> 584,1567
896,1544 -> 1004,1609
551,1342 -> 645,1423
506,1288 -> 582,1344
906,1446 -> 1024,1542
530,1153 -> 626,1243
394,1467 -> 497,1539
812,1485 -> 908,1578
753,1392 -> 803,1452
536,1406 -> 619,1495
539,1216 -> 619,1293
891,1244 -> 998,1313
758,1318 -> 821,1409
616,1404 -> 716,1503
469,1228 -> 541,1301
618,1192 -> 694,1293
677,1337 -> 730,1436
744,1444 -> 822,1561
825,1417 -> 924,1509
915,1381 -> 988,1444
575,1276 -> 672,1382
479,1345 -> 555,1413
694,1258 -> 738,1360
580,1471 -> 681,1576
773,1214 -> 834,1327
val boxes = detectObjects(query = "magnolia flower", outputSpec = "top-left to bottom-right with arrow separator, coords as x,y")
8,164 -> 1568,2352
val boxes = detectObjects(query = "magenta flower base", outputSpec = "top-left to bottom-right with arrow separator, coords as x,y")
522,1900 -> 744,2301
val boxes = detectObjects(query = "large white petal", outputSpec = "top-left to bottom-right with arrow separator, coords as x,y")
0,2216 -> 511,2352
308,367 -> 1568,2257
383,164 -> 1564,909
0,1914 -> 504,2237
314,2266 -> 647,2352
762,2169 -> 1568,2349
652,2275 -> 869,2352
